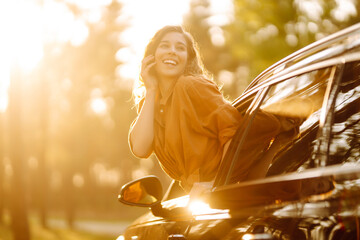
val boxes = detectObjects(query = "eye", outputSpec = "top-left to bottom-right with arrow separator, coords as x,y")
176,45 -> 186,51
159,43 -> 169,49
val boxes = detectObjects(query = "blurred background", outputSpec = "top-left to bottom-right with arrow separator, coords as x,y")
0,0 -> 359,239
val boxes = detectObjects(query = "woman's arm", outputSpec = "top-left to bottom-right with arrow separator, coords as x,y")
129,89 -> 156,158
129,56 -> 158,158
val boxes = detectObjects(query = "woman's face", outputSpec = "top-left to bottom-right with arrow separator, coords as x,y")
154,32 -> 188,81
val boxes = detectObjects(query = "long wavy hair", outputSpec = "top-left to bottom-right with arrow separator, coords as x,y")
133,25 -> 212,106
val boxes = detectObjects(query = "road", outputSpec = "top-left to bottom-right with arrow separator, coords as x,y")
48,218 -> 131,237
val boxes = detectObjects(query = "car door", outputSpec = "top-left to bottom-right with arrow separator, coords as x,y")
209,58 -> 360,239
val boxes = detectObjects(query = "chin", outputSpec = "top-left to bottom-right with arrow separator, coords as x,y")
160,71 -> 183,80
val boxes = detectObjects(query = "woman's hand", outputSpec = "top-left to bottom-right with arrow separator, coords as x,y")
141,55 -> 158,91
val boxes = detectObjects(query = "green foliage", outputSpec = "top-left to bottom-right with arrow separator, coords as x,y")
227,0 -> 360,85
184,0 -> 359,99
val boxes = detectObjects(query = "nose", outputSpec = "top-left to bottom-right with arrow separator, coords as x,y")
168,45 -> 176,54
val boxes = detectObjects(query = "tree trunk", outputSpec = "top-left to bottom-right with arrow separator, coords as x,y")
37,74 -> 49,228
0,113 -> 4,224
63,170 -> 75,229
8,68 -> 30,240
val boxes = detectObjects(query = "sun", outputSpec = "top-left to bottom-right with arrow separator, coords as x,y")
0,1 -> 45,112
1,1 -> 44,72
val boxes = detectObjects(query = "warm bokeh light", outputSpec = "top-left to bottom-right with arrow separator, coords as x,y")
90,98 -> 108,115
92,163 -> 120,187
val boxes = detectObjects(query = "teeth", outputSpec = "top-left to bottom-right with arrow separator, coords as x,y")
163,60 -> 177,65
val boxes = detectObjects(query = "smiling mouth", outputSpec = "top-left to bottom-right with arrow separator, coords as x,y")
163,59 -> 177,66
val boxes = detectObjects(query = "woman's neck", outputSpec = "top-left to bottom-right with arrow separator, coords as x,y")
158,76 -> 178,97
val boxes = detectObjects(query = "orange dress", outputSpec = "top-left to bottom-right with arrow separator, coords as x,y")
131,75 -> 241,190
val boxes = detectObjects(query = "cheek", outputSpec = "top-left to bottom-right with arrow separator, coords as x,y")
182,55 -> 189,68
154,51 -> 163,65
154,48 -> 162,59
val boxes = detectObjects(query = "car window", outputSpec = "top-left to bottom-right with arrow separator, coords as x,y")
260,67 -> 331,119
268,61 -> 360,175
219,67 -> 336,184
260,67 -> 335,176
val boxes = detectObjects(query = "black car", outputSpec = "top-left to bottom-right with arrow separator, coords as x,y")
117,23 -> 360,240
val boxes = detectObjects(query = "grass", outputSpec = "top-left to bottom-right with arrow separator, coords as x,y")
0,220 -> 117,240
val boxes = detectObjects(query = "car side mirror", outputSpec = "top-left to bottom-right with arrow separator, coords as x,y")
118,175 -> 163,207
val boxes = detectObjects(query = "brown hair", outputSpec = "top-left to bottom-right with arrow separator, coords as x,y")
133,25 -> 211,105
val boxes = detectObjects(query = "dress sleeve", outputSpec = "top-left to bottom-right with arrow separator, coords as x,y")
174,76 -> 241,147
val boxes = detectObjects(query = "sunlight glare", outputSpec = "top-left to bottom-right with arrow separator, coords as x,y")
188,200 -> 212,215
242,234 -> 255,240
0,95 -> 8,113
0,68 -> 9,113
70,20 -> 89,47
1,1 -> 44,72
188,198 -> 231,220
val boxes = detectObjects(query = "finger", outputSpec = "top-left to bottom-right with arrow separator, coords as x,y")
145,61 -> 156,71
142,55 -> 155,68
141,61 -> 156,75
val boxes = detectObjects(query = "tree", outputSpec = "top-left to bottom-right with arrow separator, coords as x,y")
35,69 -> 50,228
223,0 -> 360,96
45,0 -> 129,226
0,112 -> 4,224
8,67 -> 30,240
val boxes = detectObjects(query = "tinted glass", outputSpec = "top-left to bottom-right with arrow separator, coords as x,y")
323,61 -> 360,165
262,67 -> 335,175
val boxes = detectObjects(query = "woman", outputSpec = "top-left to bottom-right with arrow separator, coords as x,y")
129,25 -> 284,192
129,25 -> 242,192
